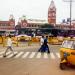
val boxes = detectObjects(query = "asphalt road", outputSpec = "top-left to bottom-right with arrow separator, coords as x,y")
0,44 -> 75,75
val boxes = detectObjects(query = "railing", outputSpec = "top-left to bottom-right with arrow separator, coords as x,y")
1,36 -> 75,47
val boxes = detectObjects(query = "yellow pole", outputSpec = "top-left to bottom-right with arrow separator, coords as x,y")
16,37 -> 19,47
28,38 -> 31,46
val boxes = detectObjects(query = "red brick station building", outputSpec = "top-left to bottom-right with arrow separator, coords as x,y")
0,0 -> 75,36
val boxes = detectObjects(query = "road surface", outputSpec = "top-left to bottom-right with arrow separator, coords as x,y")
0,45 -> 75,75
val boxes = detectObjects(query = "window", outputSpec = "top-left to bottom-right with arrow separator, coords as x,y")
62,40 -> 75,49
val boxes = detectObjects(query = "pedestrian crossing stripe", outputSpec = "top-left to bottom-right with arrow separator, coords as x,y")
6,52 -> 18,58
36,52 -> 41,58
0,51 -> 5,55
56,53 -> 60,58
14,52 -> 24,58
0,51 -> 60,59
29,52 -> 36,58
22,52 -> 30,58
50,53 -> 55,59
44,53 -> 48,59
6,51 -> 11,55
0,51 -> 13,58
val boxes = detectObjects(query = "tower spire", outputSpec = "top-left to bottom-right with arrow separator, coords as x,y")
49,0 -> 56,10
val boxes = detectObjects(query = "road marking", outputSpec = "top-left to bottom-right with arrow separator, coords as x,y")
14,52 -> 24,58
36,52 -> 41,58
56,53 -> 60,58
6,52 -> 17,58
0,51 -> 5,55
44,53 -> 48,58
29,52 -> 36,58
6,51 -> 11,55
0,51 -> 60,59
50,53 -> 55,59
0,51 -> 11,56
0,51 -> 11,58
22,52 -> 30,58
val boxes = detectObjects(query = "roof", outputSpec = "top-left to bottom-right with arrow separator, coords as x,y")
27,19 -> 48,24
0,21 -> 9,24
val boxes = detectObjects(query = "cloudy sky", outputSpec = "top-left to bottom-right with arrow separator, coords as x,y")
0,0 -> 75,23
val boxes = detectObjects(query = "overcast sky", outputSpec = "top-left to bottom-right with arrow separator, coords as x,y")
0,0 -> 75,24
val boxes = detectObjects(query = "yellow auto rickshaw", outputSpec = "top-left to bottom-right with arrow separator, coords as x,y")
60,39 -> 75,70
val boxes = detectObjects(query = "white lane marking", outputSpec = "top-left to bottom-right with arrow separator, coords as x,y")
0,51 -> 5,55
0,51 -> 11,58
44,53 -> 48,58
50,53 -> 55,59
22,52 -> 30,58
29,52 -> 36,58
56,53 -> 60,58
6,52 -> 17,58
14,52 -> 24,58
6,51 -> 11,55
36,52 -> 41,58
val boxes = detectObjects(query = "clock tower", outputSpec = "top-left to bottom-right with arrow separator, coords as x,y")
48,0 -> 56,25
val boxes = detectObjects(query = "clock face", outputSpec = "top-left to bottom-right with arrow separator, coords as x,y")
22,22 -> 27,27
48,13 -> 55,18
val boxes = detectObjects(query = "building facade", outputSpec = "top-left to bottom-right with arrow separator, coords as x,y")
1,0 -> 75,36
56,20 -> 75,30
0,15 -> 15,35
15,16 -> 47,35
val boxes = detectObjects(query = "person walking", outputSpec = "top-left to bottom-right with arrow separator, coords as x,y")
38,35 -> 44,52
3,35 -> 16,57
40,35 -> 44,45
43,36 -> 50,53
38,36 -> 50,53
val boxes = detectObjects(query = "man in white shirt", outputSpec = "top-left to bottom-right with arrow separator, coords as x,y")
3,35 -> 16,57
38,36 -> 44,52
40,36 -> 44,45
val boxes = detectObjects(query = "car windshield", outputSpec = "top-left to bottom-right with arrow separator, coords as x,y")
61,40 -> 75,49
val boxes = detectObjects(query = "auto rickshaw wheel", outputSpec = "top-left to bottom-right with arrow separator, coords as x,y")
60,63 -> 66,70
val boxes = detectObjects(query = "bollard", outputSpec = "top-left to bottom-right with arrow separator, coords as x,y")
16,37 -> 19,47
3,38 -> 5,47
28,39 -> 31,46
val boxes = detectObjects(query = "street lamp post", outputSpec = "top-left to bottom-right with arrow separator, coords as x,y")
70,0 -> 72,30
63,0 -> 74,30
